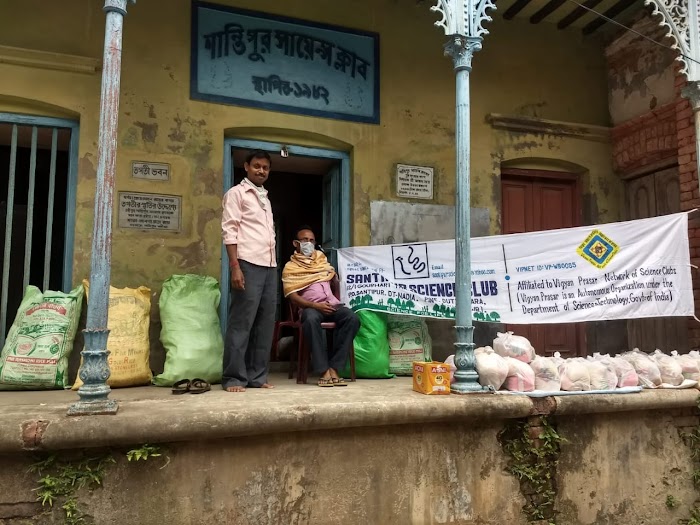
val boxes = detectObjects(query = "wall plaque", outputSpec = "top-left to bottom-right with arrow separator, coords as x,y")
191,2 -> 380,123
396,164 -> 434,200
118,192 -> 181,232
131,161 -> 170,181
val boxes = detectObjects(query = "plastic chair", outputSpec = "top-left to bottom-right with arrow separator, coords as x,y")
271,300 -> 357,384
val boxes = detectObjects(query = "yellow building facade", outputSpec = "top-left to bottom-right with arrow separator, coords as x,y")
0,0 -> 622,355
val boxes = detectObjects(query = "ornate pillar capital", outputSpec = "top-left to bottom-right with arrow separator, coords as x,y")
444,35 -> 482,71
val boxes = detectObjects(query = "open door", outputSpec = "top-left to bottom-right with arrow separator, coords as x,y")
322,163 -> 341,268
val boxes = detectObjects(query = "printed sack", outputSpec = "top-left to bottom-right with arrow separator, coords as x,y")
73,281 -> 152,389
0,284 -> 84,390
387,315 -> 432,376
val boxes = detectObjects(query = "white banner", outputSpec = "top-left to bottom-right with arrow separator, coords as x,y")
338,213 -> 694,324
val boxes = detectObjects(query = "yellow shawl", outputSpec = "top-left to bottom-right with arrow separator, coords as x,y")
282,251 -> 336,297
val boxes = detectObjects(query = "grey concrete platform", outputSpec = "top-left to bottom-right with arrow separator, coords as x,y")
0,373 -> 697,454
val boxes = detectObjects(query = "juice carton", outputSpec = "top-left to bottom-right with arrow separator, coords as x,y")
412,361 -> 451,395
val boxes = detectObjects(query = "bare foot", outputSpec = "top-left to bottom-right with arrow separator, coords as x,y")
260,383 -> 275,389
225,386 -> 246,392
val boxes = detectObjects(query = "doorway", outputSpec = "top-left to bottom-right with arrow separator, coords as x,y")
625,166 -> 688,352
0,113 -> 78,346
501,168 -> 586,357
220,138 -> 351,338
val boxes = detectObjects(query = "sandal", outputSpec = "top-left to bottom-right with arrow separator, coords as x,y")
332,378 -> 347,387
172,379 -> 191,395
317,377 -> 334,387
189,378 -> 211,394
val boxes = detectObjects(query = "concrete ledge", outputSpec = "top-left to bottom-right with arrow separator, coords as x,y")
0,376 -> 697,453
0,45 -> 100,74
486,113 -> 611,142
552,388 -> 699,415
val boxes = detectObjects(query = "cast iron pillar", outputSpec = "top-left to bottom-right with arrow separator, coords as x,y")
430,0 -> 495,393
646,0 -> 700,191
68,0 -> 135,416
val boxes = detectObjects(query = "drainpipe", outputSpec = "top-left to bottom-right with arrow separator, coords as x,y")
683,83 -> 700,198
68,0 -> 135,416
430,1 -> 495,393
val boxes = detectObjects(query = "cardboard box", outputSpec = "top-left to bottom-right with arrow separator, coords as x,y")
412,361 -> 451,395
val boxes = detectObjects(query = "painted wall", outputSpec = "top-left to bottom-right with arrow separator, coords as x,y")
0,0 -> 620,291
2,405 -> 699,524
605,14 -> 677,126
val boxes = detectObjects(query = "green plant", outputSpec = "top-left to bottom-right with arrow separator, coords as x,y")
668,495 -> 681,509
126,444 -> 162,462
29,444 -> 170,524
679,506 -> 700,525
29,453 -> 115,525
499,417 -> 565,524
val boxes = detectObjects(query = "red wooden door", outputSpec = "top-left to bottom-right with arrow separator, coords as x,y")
502,171 -> 585,357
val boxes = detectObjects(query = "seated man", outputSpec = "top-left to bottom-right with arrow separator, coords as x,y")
282,226 -> 360,387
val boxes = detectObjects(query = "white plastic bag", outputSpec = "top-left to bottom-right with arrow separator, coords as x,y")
550,351 -> 565,367
559,358 -> 591,391
503,357 -> 535,392
529,356 -> 561,391
671,351 -> 700,382
609,357 -> 639,388
585,358 -> 617,390
444,354 -> 457,384
493,332 -> 535,363
620,350 -> 662,388
651,349 -> 684,386
475,347 -> 509,390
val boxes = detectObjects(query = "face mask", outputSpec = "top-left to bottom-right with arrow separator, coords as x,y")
299,241 -> 315,257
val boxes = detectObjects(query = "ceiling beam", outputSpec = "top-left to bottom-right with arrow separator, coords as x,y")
503,0 -> 533,20
530,0 -> 567,24
582,0 -> 639,35
557,0 -> 604,29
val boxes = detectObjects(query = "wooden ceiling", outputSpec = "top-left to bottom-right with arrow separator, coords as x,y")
499,0 -> 644,35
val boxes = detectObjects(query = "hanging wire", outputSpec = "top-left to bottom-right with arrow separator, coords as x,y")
565,0 -> 700,67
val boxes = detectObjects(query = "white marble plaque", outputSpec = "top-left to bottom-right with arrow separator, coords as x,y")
118,192 -> 181,231
131,161 -> 170,181
396,164 -> 434,199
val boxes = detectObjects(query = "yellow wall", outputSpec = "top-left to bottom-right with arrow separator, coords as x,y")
0,0 -> 621,290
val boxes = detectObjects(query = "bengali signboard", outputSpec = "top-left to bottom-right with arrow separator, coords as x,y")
118,192 -> 181,232
191,2 -> 380,123
338,213 -> 694,324
131,161 -> 170,181
396,164 -> 434,199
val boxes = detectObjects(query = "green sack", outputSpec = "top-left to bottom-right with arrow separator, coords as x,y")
341,310 -> 393,379
0,284 -> 84,390
153,275 -> 223,387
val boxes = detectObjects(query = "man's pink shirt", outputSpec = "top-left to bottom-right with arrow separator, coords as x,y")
221,182 -> 276,267
299,281 -> 340,305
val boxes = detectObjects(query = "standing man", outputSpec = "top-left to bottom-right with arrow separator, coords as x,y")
221,150 -> 277,392
282,226 -> 360,387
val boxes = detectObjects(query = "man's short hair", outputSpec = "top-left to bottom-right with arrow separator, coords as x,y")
245,149 -> 272,166
295,225 -> 314,240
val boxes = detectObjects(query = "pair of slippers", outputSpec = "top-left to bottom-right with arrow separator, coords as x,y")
318,377 -> 347,387
172,378 -> 211,395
